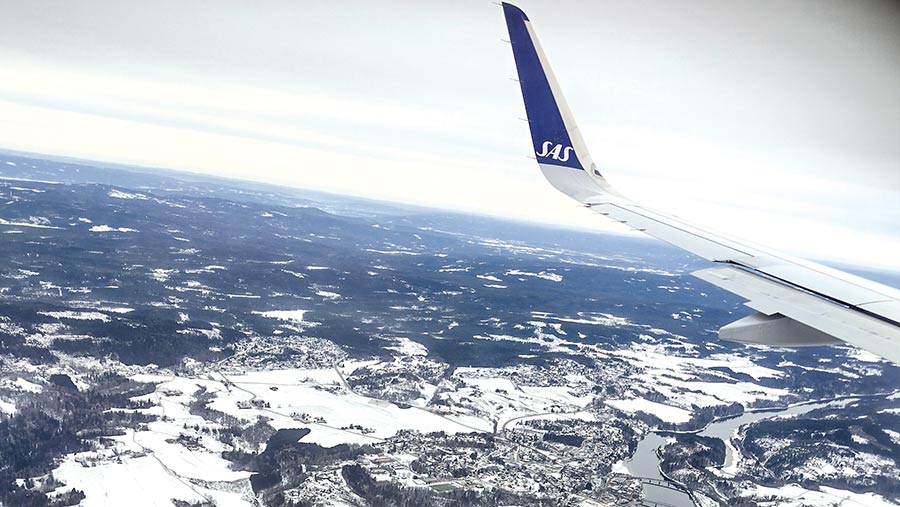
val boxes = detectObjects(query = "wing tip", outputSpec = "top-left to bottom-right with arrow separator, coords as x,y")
501,2 -> 529,22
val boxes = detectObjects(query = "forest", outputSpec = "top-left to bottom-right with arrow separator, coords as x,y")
0,373 -> 157,506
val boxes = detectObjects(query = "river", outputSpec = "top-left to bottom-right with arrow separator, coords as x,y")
625,431 -> 696,507
623,396 -> 863,506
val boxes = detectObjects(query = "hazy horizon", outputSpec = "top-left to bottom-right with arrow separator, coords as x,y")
4,146 -> 900,287
1,1 -> 898,269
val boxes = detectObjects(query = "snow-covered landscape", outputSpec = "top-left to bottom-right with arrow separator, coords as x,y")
1,153 -> 899,507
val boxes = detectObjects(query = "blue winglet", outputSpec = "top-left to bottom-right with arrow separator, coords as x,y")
502,3 -> 583,170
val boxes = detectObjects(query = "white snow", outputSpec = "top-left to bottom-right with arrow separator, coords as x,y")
610,460 -> 630,475
53,448 -> 244,507
253,310 -> 307,323
48,383 -> 254,506
504,269 -> 563,282
177,328 -> 222,340
0,218 -> 62,229
144,369 -> 476,447
444,368 -> 595,430
605,398 -> 693,424
89,225 -> 138,233
438,266 -> 470,273
385,337 -> 428,356
884,428 -> 900,445
745,483 -> 899,507
851,434 -> 869,445
0,399 -> 16,414
108,190 -> 149,200
0,176 -> 59,184
616,345 -> 784,381
97,307 -> 134,314
533,311 -> 631,328
846,348 -> 883,363
38,311 -> 110,322
148,269 -> 175,282
131,429 -> 249,482
365,249 -> 419,256
12,377 -> 43,393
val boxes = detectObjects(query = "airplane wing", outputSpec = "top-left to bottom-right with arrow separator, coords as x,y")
500,2 -> 900,364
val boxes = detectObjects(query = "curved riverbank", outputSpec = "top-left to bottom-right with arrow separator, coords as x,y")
626,391 -> 896,506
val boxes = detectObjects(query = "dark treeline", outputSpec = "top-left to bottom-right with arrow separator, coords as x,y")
657,435 -> 753,506
659,435 -> 725,472
542,433 -> 584,447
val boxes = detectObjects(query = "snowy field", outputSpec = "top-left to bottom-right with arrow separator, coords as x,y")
49,364 -> 491,507
745,483 -> 899,507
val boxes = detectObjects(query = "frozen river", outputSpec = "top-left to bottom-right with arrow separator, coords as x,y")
625,396 -> 862,506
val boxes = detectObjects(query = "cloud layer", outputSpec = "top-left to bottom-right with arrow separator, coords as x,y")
1,0 -> 898,269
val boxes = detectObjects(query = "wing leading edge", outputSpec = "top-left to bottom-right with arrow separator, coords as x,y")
501,2 -> 900,364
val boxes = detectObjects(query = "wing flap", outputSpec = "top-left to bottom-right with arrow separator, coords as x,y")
695,266 -> 900,363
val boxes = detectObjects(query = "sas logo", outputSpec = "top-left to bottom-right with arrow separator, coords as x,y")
536,141 -> 574,162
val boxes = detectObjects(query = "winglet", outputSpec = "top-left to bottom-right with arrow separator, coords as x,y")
502,3 -> 594,173
503,3 -> 613,202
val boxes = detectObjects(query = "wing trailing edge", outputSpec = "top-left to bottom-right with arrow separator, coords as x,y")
501,2 -> 900,364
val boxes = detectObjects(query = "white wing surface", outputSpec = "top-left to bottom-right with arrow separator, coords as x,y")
501,3 -> 900,363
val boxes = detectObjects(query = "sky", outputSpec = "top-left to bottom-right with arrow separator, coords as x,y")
1,0 -> 899,269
